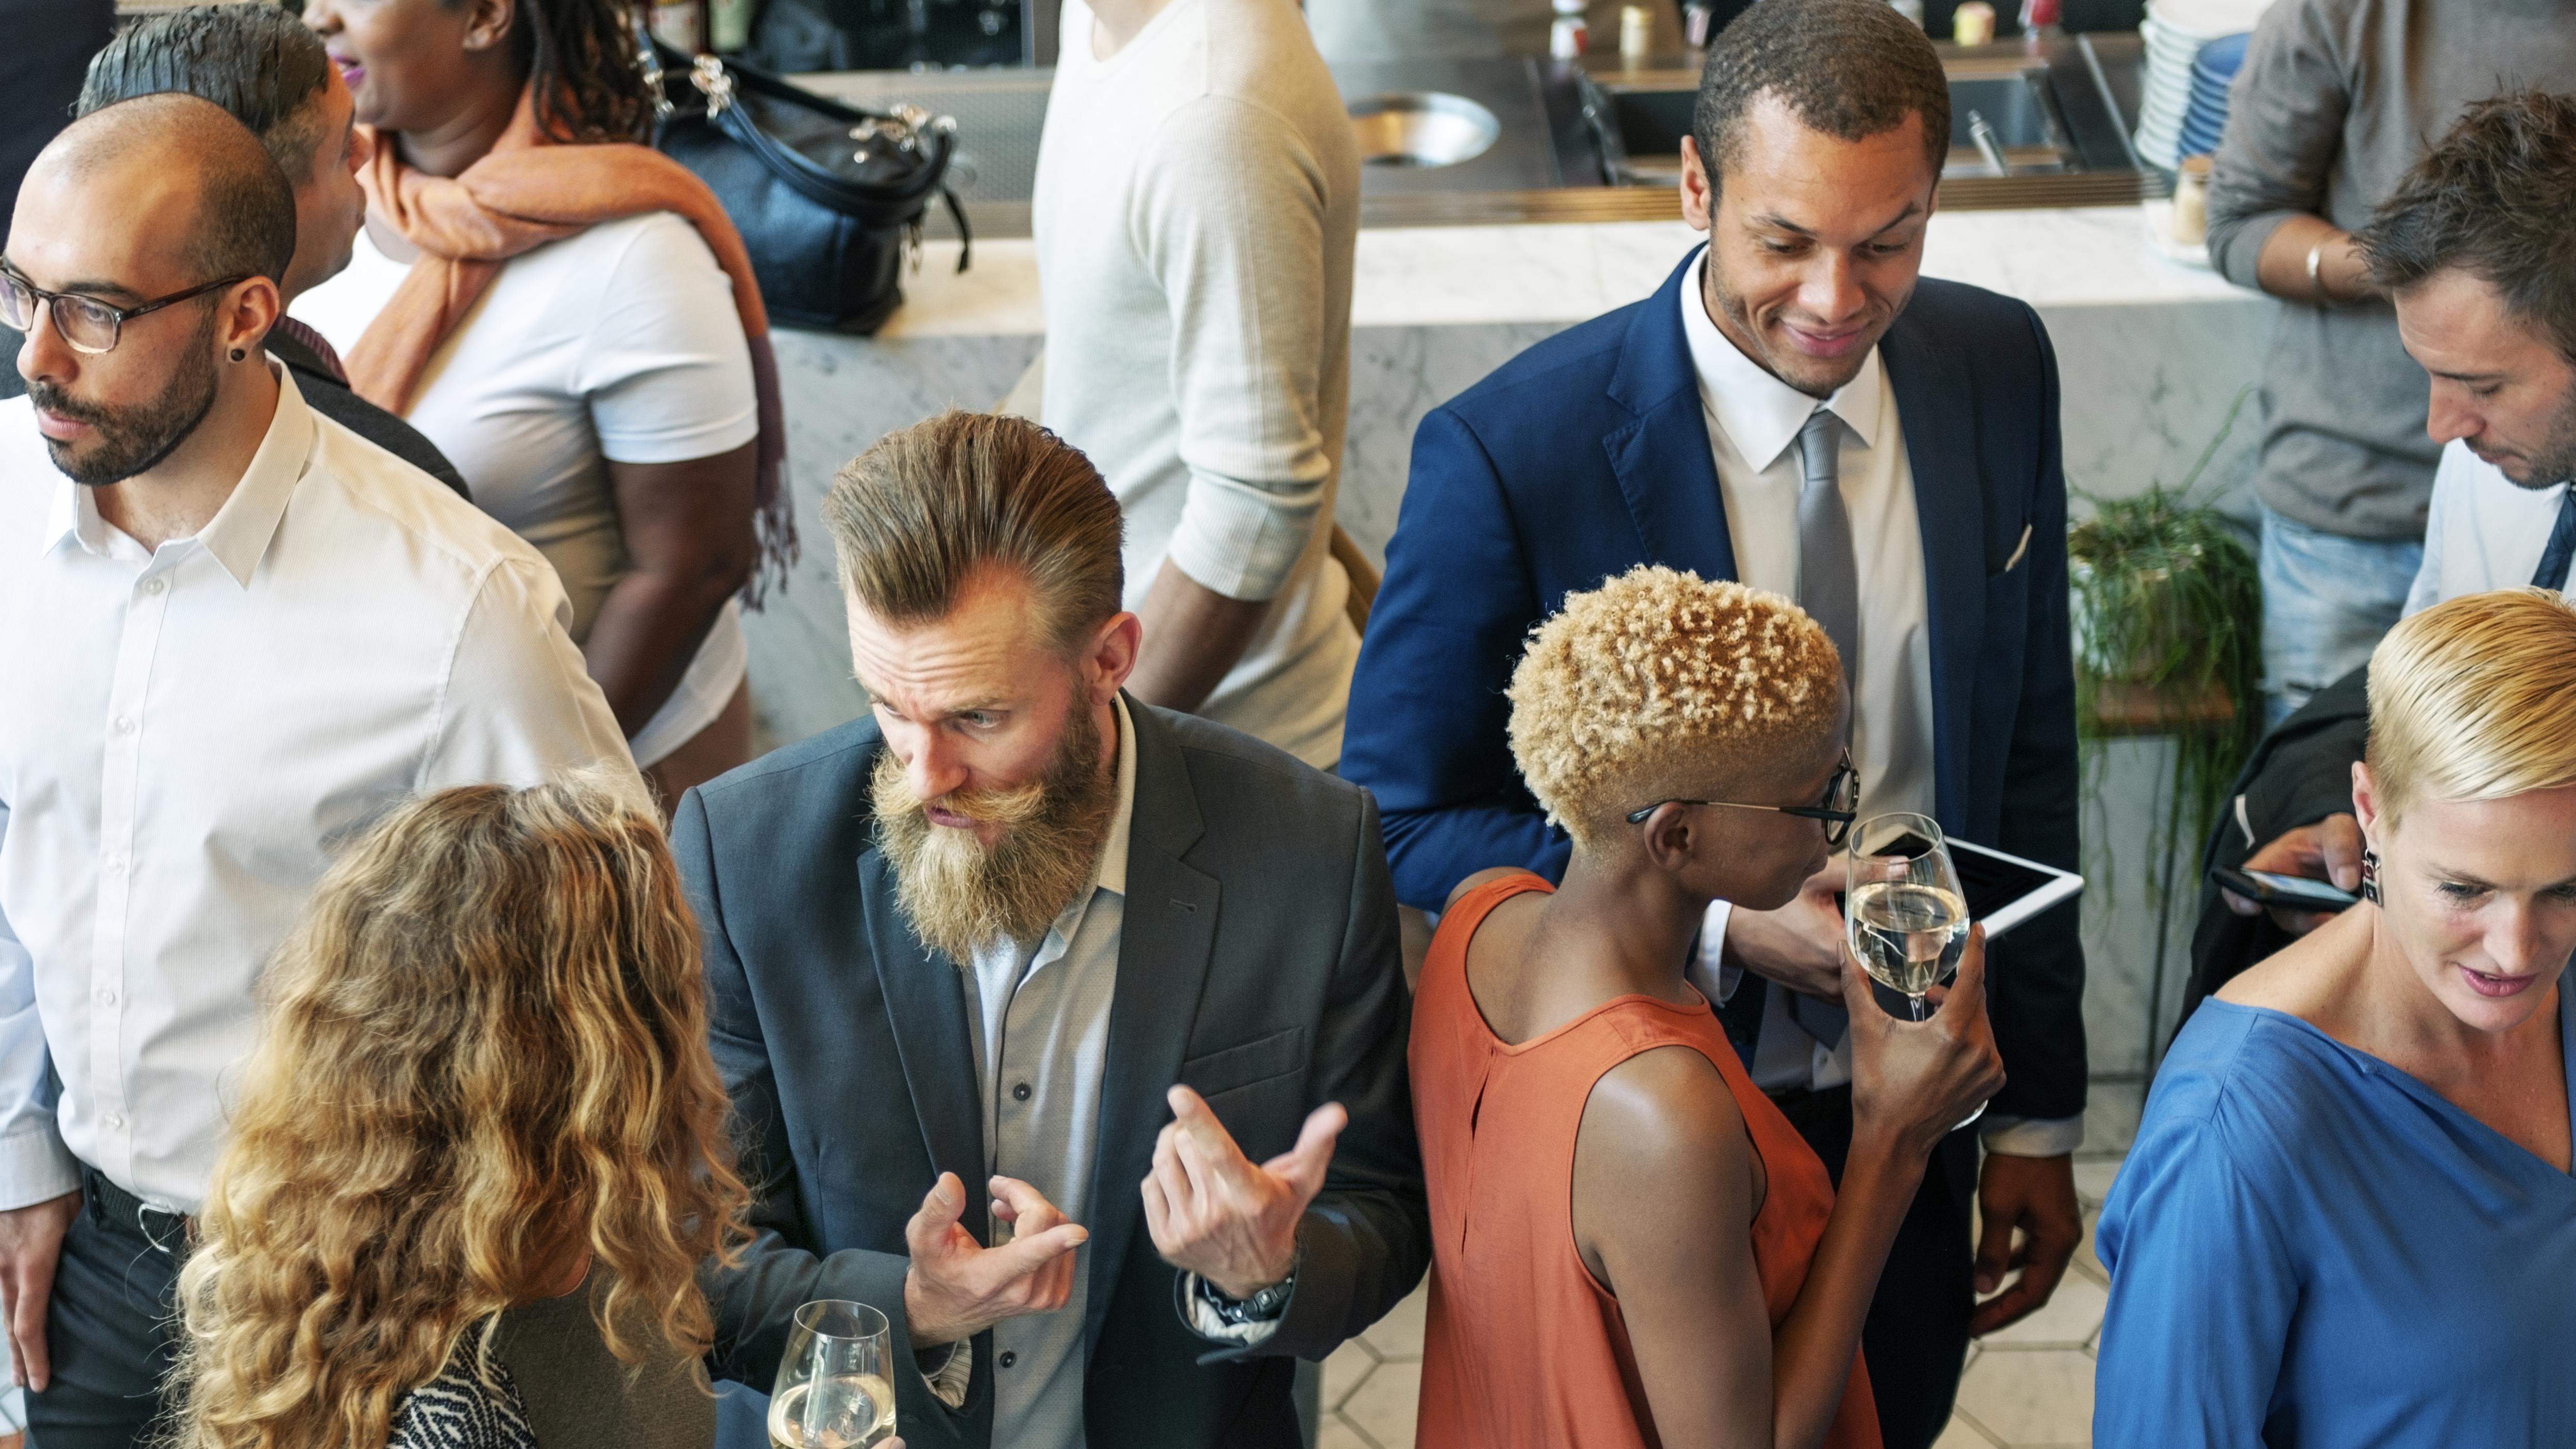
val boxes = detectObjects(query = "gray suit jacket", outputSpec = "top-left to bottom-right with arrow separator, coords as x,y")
672,698 -> 1428,1449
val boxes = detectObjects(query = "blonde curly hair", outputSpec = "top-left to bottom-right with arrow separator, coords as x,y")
170,772 -> 750,1449
1508,565 -> 1845,845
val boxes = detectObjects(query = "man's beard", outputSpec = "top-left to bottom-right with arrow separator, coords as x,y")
2511,386 -> 2576,489
871,701 -> 1116,965
25,311 -> 222,487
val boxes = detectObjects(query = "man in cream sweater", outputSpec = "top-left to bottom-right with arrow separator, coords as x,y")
1032,0 -> 1360,770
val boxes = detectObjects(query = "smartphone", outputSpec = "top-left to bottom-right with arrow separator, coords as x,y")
2208,864 -> 2360,912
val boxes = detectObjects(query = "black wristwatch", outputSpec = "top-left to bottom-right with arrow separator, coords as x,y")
1200,1263 -> 1298,1325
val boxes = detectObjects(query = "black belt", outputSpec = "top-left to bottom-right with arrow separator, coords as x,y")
80,1163 -> 189,1254
1764,1081 -> 1852,1113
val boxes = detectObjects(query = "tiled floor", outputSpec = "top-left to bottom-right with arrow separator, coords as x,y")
1319,1152 -> 2127,1449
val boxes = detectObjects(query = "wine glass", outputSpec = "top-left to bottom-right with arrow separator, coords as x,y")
769,1300 -> 895,1449
1845,812 -> 1983,1128
1844,812 -> 1971,1020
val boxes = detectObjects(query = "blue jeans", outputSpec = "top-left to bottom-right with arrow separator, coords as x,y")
2260,509 -> 2422,725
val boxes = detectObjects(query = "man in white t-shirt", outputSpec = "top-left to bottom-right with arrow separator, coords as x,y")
1031,0 -> 1361,770
2209,92 -> 2575,947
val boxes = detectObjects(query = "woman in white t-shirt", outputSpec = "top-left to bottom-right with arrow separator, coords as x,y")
300,0 -> 789,805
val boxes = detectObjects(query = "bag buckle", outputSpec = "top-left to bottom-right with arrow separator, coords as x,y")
690,55 -> 736,119
850,104 -> 955,166
633,21 -> 674,123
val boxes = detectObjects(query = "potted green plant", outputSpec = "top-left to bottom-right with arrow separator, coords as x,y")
2068,391 -> 2264,873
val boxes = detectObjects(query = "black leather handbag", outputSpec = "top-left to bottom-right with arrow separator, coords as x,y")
645,40 -> 969,334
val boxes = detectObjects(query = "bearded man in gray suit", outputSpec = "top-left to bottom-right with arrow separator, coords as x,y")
672,410 -> 1427,1449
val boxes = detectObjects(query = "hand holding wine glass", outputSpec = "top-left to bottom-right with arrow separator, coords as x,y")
1842,919 -> 2007,1163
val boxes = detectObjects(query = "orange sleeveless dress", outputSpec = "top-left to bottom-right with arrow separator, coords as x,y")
1411,874 -> 1880,1449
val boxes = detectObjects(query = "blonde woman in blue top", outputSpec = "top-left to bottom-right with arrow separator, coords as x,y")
2094,586 -> 2576,1447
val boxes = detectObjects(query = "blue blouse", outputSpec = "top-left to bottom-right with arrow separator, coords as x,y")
2094,990 -> 2576,1447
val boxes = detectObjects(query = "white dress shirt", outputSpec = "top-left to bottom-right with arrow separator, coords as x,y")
1675,257 -> 2080,1155
0,367 -> 635,1213
2404,439 -> 2573,613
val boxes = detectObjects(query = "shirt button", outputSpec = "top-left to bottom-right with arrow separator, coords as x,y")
95,987 -> 116,1007
1011,1082 -> 1031,1103
998,1351 -> 1017,1369
142,578 -> 165,595
104,854 -> 126,875
114,717 -> 135,735
103,1112 -> 124,1131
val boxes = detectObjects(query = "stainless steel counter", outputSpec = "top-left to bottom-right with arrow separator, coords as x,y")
797,31 -> 2164,238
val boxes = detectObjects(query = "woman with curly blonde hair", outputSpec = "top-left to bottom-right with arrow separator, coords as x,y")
1409,566 -> 2004,1449
170,773 -> 751,1449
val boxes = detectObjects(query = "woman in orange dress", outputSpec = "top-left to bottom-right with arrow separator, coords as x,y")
1410,565 -> 2004,1449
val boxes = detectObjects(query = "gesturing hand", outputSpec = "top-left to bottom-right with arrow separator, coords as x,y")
902,1172 -> 1088,1348
1142,1085 -> 1344,1301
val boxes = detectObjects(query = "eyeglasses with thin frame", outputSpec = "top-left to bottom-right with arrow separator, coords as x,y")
1625,751 -> 1861,847
0,263 -> 249,356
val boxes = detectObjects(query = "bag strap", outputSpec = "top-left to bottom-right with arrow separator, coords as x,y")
645,39 -> 970,269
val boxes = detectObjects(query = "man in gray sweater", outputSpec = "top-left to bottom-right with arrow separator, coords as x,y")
1031,0 -> 1360,772
2206,0 -> 2576,720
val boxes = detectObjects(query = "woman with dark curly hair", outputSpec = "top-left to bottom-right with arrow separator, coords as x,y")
168,774 -> 751,1449
295,0 -> 792,808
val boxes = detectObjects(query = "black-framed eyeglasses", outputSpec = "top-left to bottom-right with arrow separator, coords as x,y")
1625,751 -> 1861,847
0,263 -> 249,356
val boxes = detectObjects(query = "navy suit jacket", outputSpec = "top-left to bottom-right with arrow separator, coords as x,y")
1342,247 -> 2088,1122
673,698 -> 1428,1449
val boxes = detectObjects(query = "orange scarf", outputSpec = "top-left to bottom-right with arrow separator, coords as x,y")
349,91 -> 793,600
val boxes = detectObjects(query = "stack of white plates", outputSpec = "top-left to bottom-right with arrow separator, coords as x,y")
2133,0 -> 2274,168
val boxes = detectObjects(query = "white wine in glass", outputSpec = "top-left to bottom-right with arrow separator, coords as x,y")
1845,811 -> 1970,1021
770,1300 -> 895,1449
1845,812 -> 1984,1129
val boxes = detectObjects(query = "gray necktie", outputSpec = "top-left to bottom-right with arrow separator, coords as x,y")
1795,407 -> 1861,686
1789,407 -> 1856,1051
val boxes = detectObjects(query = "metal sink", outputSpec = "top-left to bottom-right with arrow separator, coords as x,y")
787,32 -> 2160,238
1350,92 -> 1503,168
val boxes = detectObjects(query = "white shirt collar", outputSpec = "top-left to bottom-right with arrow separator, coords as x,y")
1677,249 -> 1886,471
41,364 -> 315,587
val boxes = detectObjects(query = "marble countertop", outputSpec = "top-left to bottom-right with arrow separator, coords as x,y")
874,202 -> 2250,340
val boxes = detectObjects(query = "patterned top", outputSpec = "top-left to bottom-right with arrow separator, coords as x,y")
387,1334 -> 538,1449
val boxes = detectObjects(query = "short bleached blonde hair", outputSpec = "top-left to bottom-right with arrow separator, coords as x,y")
1507,565 -> 1844,846
2367,587 -> 2576,826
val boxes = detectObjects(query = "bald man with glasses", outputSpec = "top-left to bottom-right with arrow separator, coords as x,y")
0,95 -> 629,1447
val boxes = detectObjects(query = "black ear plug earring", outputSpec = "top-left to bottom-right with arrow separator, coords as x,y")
229,348 -> 246,362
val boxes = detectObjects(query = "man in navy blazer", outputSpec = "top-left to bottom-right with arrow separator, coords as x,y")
1342,4 -> 2085,1444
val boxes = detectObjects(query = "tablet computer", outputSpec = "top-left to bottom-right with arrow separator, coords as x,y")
1877,831 -> 2084,940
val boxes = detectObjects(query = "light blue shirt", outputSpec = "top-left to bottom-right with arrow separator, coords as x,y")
2095,990 -> 2576,1446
